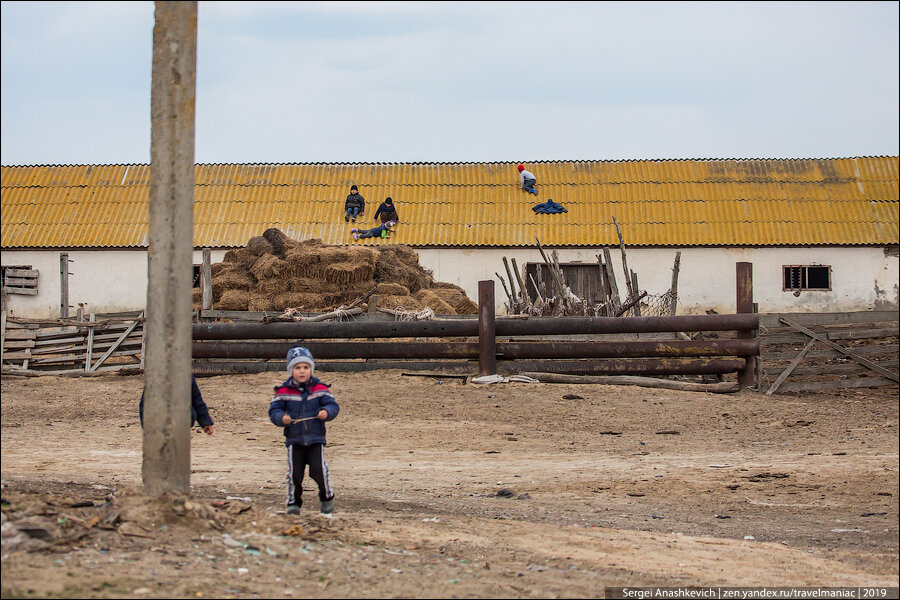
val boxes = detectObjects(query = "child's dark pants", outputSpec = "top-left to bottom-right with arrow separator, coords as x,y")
286,443 -> 333,507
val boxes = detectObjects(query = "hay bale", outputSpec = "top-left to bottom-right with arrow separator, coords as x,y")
375,282 -> 410,296
222,247 -> 256,270
262,228 -> 301,257
324,261 -> 375,286
248,291 -> 276,312
212,268 -> 254,301
374,245 -> 434,293
215,289 -> 249,310
283,247 -> 324,279
414,289 -> 456,315
247,236 -> 274,257
250,254 -> 285,280
430,285 -> 478,314
210,262 -> 228,277
273,292 -> 326,311
375,295 -> 424,311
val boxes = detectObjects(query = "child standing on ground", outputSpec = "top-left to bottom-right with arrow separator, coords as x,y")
268,347 -> 340,516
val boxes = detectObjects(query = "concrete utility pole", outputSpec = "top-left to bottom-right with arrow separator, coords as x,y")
142,1 -> 197,496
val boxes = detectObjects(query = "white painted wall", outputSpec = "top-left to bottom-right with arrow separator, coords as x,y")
3,247 -> 897,317
416,246 -> 899,314
1,249 -> 228,318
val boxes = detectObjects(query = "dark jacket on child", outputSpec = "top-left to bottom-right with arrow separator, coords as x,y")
344,192 -> 365,212
139,375 -> 213,429
373,201 -> 399,223
268,376 -> 339,446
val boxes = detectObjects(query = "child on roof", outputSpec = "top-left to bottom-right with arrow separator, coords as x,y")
344,185 -> 365,222
373,197 -> 399,224
351,220 -> 395,241
517,164 -> 538,196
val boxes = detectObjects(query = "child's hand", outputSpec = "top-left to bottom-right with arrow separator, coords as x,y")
317,409 -> 328,420
203,425 -> 214,435
282,414 -> 292,425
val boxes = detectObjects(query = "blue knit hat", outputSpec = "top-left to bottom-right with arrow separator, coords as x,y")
287,346 -> 315,374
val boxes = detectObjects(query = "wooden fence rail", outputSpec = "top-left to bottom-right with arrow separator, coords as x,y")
1,313 -> 144,375
759,311 -> 899,395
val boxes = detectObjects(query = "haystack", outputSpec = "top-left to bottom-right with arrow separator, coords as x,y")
205,229 -> 476,315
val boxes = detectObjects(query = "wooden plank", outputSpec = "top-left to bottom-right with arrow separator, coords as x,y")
601,247 -> 622,311
777,377 -> 897,393
763,320 -> 900,335
765,339 -> 815,396
519,371 -> 740,393
4,269 -> 39,278
780,317 -> 899,383
2,286 -> 38,296
89,314 -> 142,372
5,340 -> 36,349
762,328 -> 899,345
762,343 -> 898,360
4,321 -> 40,329
762,359 -> 899,376
760,311 -> 899,329
85,314 -> 95,372
5,277 -> 38,287
4,330 -> 37,340
1,311 -> 6,366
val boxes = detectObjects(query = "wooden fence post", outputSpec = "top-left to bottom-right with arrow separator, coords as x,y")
201,248 -> 212,310
478,280 -> 497,376
736,262 -> 757,389
60,252 -> 70,319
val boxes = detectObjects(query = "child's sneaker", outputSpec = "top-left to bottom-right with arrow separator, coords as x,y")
286,504 -> 300,515
351,218 -> 356,222
344,215 -> 349,222
320,498 -> 334,515
352,233 -> 359,241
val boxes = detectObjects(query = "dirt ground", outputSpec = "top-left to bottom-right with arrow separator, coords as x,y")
1,370 -> 898,598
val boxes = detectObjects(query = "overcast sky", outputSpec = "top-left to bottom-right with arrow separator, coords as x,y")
1,1 -> 898,165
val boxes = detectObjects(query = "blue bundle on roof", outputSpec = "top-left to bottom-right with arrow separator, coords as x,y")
532,199 -> 568,214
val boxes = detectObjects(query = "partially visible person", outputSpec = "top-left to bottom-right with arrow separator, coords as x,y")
373,197 -> 399,224
139,375 -> 214,435
344,185 -> 365,222
518,164 -> 538,196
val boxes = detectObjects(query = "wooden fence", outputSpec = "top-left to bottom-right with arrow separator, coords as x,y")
1,311 -> 145,376
759,310 -> 899,394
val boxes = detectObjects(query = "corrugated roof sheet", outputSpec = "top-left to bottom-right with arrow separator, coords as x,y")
2,157 -> 897,248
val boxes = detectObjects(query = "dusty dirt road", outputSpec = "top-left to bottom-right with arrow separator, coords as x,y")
2,370 -> 898,598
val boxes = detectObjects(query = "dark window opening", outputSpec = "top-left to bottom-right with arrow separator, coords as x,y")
783,265 -> 831,292
192,265 -> 201,288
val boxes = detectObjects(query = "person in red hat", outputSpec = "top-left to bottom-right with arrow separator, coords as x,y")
517,164 -> 538,196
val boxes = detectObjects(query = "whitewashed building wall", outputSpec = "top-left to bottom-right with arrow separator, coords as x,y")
2,247 -> 897,318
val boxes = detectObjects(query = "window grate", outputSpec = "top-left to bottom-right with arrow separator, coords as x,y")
783,265 -> 831,292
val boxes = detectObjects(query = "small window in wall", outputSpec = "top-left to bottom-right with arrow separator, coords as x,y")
783,265 -> 831,292
1,265 -> 39,295
192,265 -> 201,289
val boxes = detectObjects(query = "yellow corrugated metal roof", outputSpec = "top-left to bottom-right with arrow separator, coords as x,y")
2,158 -> 897,248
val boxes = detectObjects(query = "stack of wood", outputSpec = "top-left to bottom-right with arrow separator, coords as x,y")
497,217 -> 682,318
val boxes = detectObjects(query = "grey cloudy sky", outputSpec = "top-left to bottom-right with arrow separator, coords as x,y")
1,1 -> 898,165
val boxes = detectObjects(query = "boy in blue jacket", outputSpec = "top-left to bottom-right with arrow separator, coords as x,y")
269,347 -> 340,515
